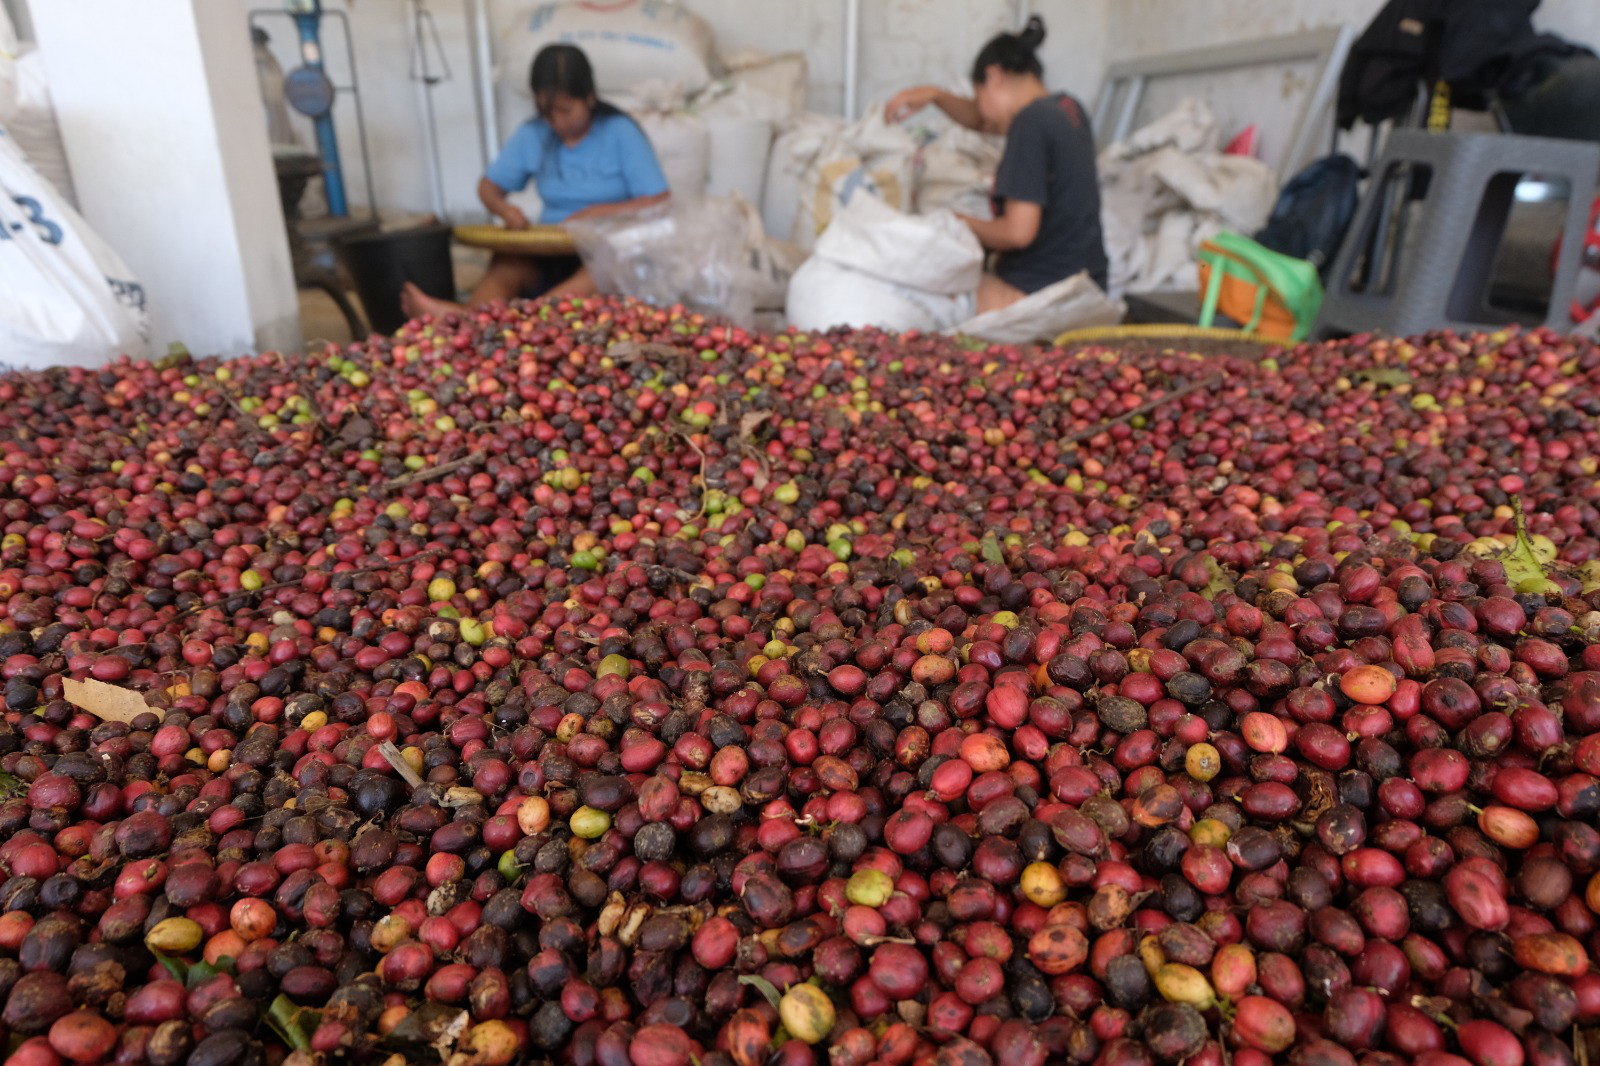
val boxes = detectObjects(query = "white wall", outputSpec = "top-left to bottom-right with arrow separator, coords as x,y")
32,0 -> 300,357
249,0 -> 1110,222
1035,0 -> 1109,108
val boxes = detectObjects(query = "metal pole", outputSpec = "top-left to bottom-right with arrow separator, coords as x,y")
843,0 -> 860,120
323,10 -> 378,217
409,0 -> 447,220
290,5 -> 348,216
252,7 -> 376,215
467,0 -> 500,168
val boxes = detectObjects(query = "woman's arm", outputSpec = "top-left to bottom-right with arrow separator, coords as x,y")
885,86 -> 983,131
959,201 -> 1042,252
563,190 -> 670,222
478,177 -> 530,230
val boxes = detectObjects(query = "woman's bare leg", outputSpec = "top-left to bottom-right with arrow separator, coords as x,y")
976,271 -> 1027,314
399,281 -> 462,320
400,252 -> 543,319
548,264 -> 597,298
468,252 -> 543,305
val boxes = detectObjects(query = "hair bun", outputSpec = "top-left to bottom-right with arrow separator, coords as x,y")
1020,15 -> 1046,49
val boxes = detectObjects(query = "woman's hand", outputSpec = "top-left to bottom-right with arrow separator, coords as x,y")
885,85 -> 941,123
959,201 -> 1042,253
886,86 -> 983,131
497,206 -> 532,231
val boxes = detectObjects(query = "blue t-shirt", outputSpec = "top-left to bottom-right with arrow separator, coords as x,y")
484,112 -> 668,223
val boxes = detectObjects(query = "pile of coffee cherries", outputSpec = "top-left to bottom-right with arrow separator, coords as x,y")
2,296 -> 1600,1066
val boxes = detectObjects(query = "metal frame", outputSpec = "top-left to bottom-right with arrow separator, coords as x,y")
843,0 -> 861,120
408,0 -> 450,219
1091,26 -> 1356,181
249,7 -> 378,214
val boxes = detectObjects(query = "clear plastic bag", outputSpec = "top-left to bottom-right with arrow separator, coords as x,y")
565,196 -> 754,327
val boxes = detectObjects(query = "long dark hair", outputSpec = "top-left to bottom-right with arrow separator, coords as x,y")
529,44 -> 624,120
971,16 -> 1046,84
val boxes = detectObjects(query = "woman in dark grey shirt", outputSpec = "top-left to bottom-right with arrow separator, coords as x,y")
887,18 -> 1108,312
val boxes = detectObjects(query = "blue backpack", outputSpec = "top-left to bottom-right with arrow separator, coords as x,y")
1254,154 -> 1363,278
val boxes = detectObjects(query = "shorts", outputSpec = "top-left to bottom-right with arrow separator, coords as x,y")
521,255 -> 584,299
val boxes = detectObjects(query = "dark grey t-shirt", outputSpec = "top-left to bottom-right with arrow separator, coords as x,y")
992,93 -> 1109,294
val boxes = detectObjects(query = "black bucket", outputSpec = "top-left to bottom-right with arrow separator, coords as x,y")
338,223 -> 455,334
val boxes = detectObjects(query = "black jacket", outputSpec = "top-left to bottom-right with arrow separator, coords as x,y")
1337,0 -> 1591,128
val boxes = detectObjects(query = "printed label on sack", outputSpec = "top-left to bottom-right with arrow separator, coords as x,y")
0,194 -> 64,245
813,162 -> 903,237
108,277 -> 149,318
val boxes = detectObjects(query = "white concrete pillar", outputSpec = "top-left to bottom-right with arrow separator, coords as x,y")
31,0 -> 301,357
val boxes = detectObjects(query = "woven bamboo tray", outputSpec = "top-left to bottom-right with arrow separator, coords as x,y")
452,224 -> 577,256
1053,322 -> 1271,347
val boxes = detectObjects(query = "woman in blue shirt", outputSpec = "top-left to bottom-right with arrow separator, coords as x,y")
402,45 -> 669,318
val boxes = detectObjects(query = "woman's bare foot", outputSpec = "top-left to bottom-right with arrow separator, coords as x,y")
400,281 -> 466,320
